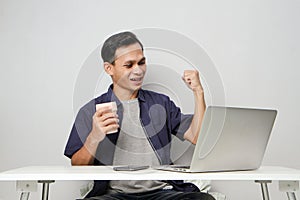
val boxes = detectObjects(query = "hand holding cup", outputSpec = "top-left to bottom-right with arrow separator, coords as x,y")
90,102 -> 119,142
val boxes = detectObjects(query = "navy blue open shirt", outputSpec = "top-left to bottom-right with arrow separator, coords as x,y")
64,85 -> 199,196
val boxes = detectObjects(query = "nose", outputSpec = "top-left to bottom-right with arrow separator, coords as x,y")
132,64 -> 143,75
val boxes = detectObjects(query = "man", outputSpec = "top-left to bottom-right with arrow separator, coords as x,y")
64,31 -> 215,200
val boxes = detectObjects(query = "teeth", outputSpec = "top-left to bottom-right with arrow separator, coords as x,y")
131,78 -> 142,81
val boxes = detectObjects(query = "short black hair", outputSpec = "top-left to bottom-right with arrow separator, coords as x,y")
101,31 -> 144,64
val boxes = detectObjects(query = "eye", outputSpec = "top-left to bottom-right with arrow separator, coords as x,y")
138,59 -> 146,66
138,61 -> 146,65
123,63 -> 133,68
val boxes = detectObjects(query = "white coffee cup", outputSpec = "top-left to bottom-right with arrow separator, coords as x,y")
96,101 -> 118,133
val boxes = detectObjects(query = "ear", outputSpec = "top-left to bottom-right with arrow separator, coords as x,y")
104,62 -> 114,76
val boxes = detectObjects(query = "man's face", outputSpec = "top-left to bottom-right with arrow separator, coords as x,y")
110,43 -> 146,95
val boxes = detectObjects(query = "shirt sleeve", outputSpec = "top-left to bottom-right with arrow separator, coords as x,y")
167,98 -> 193,141
64,101 -> 95,159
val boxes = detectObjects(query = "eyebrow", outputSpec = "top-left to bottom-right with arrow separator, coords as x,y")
124,57 -> 146,64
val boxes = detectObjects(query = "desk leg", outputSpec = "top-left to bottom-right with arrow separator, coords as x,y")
38,180 -> 55,200
279,181 -> 299,200
255,180 -> 272,200
20,192 -> 30,200
287,192 -> 297,200
17,181 -> 37,200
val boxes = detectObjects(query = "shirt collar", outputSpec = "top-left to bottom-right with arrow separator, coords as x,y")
105,84 -> 146,104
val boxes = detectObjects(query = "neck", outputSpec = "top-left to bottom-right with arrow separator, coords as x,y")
113,86 -> 139,101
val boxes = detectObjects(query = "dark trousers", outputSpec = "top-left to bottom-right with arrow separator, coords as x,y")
82,189 -> 215,200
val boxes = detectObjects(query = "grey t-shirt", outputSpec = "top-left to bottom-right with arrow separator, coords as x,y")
109,99 -> 168,193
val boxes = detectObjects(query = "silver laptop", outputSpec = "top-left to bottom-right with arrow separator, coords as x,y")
155,106 -> 277,173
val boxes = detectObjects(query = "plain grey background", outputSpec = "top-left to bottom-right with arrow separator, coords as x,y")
0,0 -> 299,199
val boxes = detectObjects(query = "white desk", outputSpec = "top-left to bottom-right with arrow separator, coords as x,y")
0,166 -> 299,200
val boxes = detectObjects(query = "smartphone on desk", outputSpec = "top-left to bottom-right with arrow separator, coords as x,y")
113,165 -> 149,171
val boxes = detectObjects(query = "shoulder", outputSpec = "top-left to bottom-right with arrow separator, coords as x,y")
78,91 -> 111,116
76,99 -> 96,119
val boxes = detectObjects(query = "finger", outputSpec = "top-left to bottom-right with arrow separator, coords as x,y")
182,75 -> 192,84
99,112 -> 118,122
93,116 -> 119,134
185,70 -> 198,77
185,70 -> 200,80
183,69 -> 195,75
94,113 -> 118,127
95,106 -> 115,116
93,113 -> 117,130
101,117 -> 119,127
104,124 -> 120,135
182,71 -> 192,81
95,110 -> 116,120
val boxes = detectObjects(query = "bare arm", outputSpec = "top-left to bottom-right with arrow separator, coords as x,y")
182,70 -> 206,144
71,107 -> 119,165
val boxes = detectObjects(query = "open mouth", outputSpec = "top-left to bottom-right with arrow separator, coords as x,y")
130,77 -> 143,86
130,77 -> 143,82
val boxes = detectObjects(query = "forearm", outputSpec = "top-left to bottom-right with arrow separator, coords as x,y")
184,88 -> 206,144
71,134 -> 100,165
